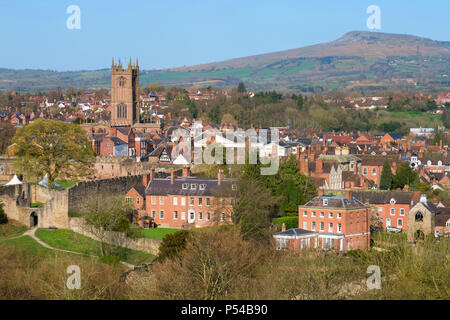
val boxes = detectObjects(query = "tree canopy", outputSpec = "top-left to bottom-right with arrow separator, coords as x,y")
12,119 -> 95,186
379,159 -> 393,190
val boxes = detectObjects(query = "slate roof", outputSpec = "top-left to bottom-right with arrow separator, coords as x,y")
109,137 -> 127,146
422,202 -> 450,215
435,214 -> 450,227
145,177 -> 237,197
132,186 -> 146,198
352,191 -> 419,205
301,195 -> 367,209
388,133 -> 403,140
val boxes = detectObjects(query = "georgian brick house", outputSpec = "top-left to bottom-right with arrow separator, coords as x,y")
274,190 -> 370,252
353,190 -> 421,231
126,169 -> 237,228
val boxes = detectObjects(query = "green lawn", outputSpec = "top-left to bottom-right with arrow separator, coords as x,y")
1,235 -> 54,256
35,228 -> 156,265
138,228 -> 179,239
54,180 -> 77,190
0,221 -> 28,239
29,180 -> 77,190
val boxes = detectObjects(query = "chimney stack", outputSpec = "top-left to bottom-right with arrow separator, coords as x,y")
420,194 -> 427,204
150,169 -> 155,182
218,169 -> 224,185
317,188 -> 324,196
344,190 -> 353,201
281,223 -> 286,232
170,171 -> 176,184
182,166 -> 190,178
142,173 -> 150,186
316,157 -> 323,173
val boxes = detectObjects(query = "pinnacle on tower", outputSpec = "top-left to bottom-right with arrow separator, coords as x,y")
136,57 -> 139,69
128,57 -> 132,70
112,57 -> 115,69
118,58 -> 122,70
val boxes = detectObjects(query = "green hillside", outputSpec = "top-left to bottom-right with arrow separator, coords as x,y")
1,31 -> 449,93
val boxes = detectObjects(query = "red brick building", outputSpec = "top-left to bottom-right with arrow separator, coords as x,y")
353,190 -> 421,231
274,190 -> 370,252
126,169 -> 237,229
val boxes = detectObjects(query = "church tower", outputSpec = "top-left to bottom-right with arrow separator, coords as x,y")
110,57 -> 139,126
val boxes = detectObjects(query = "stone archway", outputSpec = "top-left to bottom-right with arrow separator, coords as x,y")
30,212 -> 38,227
414,229 -> 424,241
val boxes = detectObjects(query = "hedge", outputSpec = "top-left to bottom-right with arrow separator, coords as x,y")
272,216 -> 298,230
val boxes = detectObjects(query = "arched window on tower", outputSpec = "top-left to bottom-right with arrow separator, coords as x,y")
119,77 -> 126,87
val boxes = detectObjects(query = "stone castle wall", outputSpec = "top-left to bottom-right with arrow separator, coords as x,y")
69,217 -> 161,255
94,156 -> 186,179
0,157 -> 16,181
68,175 -> 145,214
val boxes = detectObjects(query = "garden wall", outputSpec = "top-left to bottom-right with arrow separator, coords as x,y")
69,217 -> 161,255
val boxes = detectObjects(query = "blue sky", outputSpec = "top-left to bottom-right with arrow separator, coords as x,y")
0,0 -> 448,71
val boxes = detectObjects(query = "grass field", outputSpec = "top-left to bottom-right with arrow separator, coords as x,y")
138,228 -> 179,239
35,228 -> 156,265
0,221 -> 28,239
1,235 -> 55,255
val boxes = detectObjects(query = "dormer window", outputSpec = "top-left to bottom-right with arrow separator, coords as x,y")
232,184 -> 237,190
427,160 -> 432,166
191,184 -> 197,190
182,183 -> 188,190
199,184 -> 206,190
390,198 -> 396,205
323,199 -> 328,206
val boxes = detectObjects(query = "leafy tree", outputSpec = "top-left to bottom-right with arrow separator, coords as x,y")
296,94 -> 304,110
393,162 -> 419,190
0,122 -> 16,155
83,197 -> 133,256
237,82 -> 246,93
233,174 -> 278,242
158,230 -> 191,261
380,159 -> 393,190
266,155 -> 317,216
0,202 -> 7,224
188,101 -> 198,119
433,130 -> 441,146
12,119 -> 96,187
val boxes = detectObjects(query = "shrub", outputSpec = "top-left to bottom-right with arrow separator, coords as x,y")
158,230 -> 191,261
0,203 -> 7,224
272,216 -> 298,230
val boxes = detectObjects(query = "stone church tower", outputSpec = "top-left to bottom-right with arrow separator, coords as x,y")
110,58 -> 139,126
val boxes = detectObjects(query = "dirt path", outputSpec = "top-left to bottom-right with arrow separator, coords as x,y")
2,227 -> 135,269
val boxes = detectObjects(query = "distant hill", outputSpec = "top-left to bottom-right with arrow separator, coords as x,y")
1,31 -> 449,93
